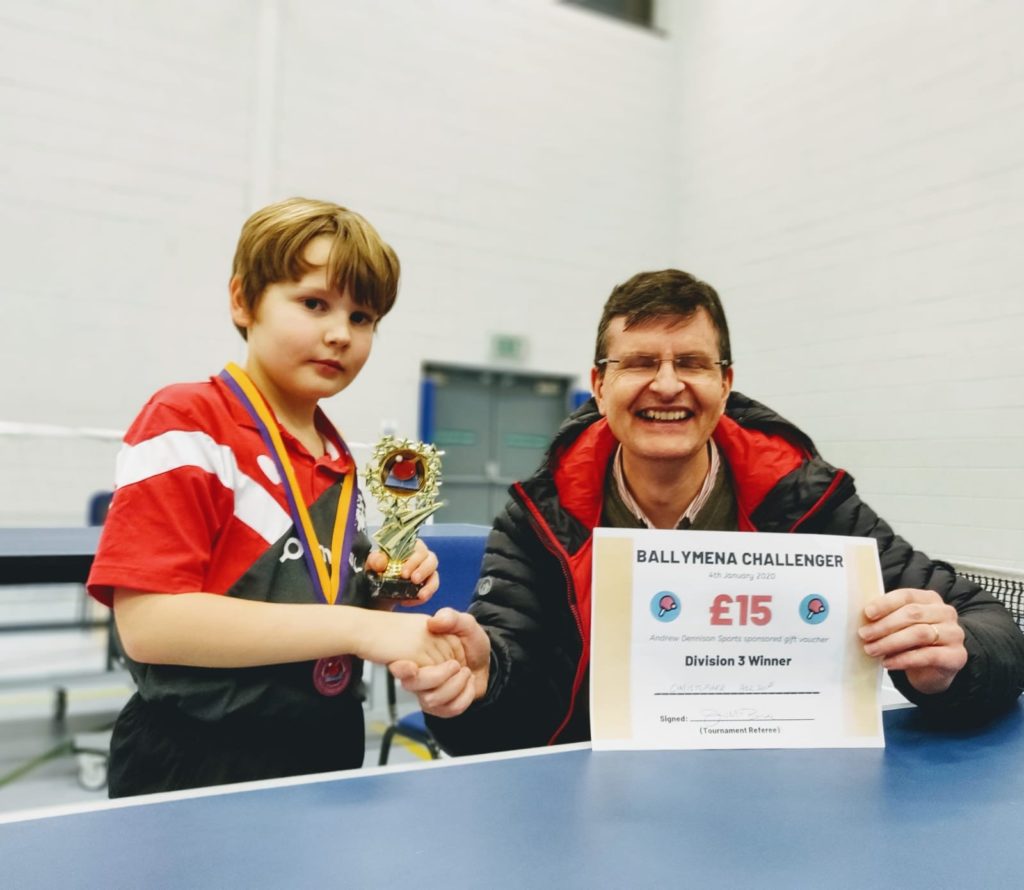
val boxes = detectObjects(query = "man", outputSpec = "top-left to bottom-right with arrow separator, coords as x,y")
391,270 -> 1024,754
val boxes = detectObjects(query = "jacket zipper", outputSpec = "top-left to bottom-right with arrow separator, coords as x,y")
512,483 -> 586,744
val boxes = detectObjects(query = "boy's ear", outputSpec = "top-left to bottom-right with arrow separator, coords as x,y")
228,276 -> 252,329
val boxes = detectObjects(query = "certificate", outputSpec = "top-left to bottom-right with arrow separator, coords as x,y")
590,529 -> 884,750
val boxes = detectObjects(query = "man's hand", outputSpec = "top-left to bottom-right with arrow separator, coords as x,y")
859,588 -> 968,695
365,539 -> 440,610
389,608 -> 491,717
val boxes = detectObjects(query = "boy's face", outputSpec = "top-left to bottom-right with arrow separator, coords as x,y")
230,235 -> 376,421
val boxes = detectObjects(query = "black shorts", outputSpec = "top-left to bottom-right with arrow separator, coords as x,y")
107,693 -> 365,798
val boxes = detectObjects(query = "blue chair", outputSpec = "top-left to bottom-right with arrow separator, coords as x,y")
377,524 -> 488,765
71,491 -> 117,790
87,490 -> 113,526
87,491 -> 123,672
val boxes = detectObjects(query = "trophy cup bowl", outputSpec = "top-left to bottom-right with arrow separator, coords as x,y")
364,436 -> 445,600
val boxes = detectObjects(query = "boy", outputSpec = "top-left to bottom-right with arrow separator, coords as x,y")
87,197 -> 462,796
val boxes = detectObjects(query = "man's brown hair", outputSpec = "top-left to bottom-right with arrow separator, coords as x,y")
231,197 -> 400,339
594,269 -> 732,369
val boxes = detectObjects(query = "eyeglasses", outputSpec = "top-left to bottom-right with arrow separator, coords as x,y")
596,353 -> 731,380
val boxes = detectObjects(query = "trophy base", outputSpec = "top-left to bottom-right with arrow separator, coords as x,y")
367,572 -> 422,601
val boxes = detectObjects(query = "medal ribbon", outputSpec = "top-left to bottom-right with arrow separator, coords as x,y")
220,362 -> 357,605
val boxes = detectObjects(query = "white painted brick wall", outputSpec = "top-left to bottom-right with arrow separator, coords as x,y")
2,0 -> 1021,572
0,0 -> 256,524
664,0 -> 1024,568
0,0 -> 676,524
269,0 -> 677,448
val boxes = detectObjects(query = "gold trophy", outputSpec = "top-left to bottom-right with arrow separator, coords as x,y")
364,435 -> 445,600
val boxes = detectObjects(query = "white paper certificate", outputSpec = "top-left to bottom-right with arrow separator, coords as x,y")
590,529 -> 884,750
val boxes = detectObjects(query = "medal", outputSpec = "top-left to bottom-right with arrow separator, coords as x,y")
313,655 -> 352,697
221,363 -> 358,695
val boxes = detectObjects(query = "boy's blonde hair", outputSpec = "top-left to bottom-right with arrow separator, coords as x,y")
231,197 -> 400,339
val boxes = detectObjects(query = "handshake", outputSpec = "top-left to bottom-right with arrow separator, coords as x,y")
359,607 -> 491,719
357,543 -> 488,717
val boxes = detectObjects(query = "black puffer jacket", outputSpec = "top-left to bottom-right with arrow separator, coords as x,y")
427,393 -> 1024,754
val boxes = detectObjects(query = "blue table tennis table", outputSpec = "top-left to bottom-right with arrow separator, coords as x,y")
2,702 -> 1023,889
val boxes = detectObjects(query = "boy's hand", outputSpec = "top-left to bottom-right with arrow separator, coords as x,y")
858,588 -> 967,694
365,539 -> 440,610
355,610 -> 466,668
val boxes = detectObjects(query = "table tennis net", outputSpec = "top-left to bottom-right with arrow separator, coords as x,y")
953,562 -> 1024,631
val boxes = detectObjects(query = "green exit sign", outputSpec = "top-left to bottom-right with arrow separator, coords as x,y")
491,333 -> 527,363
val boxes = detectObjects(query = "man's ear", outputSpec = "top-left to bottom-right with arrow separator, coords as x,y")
721,364 -> 734,405
590,365 -> 607,416
228,276 -> 252,330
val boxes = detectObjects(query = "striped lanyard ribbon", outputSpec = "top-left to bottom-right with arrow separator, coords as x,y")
220,363 -> 357,605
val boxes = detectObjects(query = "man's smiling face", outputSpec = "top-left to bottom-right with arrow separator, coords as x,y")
591,309 -> 733,473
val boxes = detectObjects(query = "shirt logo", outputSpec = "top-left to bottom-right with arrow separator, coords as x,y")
257,454 -> 281,485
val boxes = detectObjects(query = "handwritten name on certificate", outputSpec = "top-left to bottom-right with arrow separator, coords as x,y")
590,529 -> 884,750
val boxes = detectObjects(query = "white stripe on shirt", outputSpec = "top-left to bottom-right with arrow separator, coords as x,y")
115,430 -> 292,545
